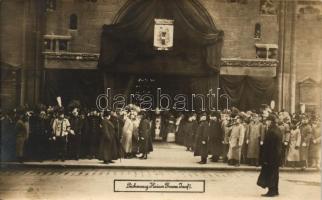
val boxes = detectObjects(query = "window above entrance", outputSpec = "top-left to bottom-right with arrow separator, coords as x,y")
44,34 -> 72,52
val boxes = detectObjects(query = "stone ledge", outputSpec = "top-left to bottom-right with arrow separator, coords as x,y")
43,52 -> 100,61
43,52 -> 279,68
221,58 -> 279,68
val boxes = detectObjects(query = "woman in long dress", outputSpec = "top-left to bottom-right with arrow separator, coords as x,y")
121,113 -> 134,158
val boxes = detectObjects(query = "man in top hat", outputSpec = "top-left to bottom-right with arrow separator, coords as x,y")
68,107 -> 84,160
183,113 -> 196,151
257,113 -> 282,197
138,110 -> 153,159
208,111 -> 223,162
97,110 -> 119,164
194,112 -> 210,164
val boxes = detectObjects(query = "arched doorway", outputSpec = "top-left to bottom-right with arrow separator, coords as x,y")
98,0 -> 224,111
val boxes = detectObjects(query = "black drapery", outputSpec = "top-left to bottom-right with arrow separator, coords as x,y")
220,76 -> 276,111
98,0 -> 224,74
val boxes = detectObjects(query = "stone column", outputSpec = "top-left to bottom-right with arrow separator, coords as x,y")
277,0 -> 297,113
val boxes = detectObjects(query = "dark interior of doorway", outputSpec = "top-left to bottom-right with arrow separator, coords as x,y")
128,74 -> 192,109
44,69 -> 104,109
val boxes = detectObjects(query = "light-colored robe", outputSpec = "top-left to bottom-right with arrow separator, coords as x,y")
121,118 -> 134,153
227,123 -> 245,160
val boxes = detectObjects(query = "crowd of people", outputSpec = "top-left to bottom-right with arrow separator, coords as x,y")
0,103 -> 321,169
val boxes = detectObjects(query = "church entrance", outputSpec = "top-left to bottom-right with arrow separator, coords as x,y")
98,0 -> 224,111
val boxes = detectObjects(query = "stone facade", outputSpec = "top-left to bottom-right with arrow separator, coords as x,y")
43,0 -> 279,58
295,0 -> 322,112
1,0 -> 321,112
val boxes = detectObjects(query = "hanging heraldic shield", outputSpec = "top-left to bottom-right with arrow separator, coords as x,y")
154,19 -> 174,51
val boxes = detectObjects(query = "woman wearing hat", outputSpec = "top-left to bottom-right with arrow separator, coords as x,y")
121,111 -> 134,158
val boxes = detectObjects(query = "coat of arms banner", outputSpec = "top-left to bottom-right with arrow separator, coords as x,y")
153,19 -> 174,51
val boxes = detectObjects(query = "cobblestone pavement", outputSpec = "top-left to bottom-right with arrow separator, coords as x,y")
0,168 -> 320,200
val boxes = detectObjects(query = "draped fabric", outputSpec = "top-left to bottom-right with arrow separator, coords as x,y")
98,0 -> 224,74
220,76 -> 276,111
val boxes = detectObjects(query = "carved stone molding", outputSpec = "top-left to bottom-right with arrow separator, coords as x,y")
43,52 -> 100,61
297,1 -> 322,19
221,58 -> 279,67
43,53 -> 279,68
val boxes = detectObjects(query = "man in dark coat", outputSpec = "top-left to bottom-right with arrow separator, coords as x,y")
208,112 -> 223,162
257,114 -> 282,197
138,111 -> 153,159
15,113 -> 29,163
183,114 -> 195,151
194,113 -> 209,164
29,109 -> 50,161
110,110 -> 122,159
88,110 -> 101,159
68,108 -> 84,160
97,111 -> 119,164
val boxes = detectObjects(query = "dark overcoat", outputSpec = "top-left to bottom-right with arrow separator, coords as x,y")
208,120 -> 223,156
97,119 -> 119,161
138,118 -> 153,154
194,120 -> 210,157
183,121 -> 194,148
257,124 -> 282,189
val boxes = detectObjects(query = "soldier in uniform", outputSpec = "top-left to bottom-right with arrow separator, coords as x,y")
227,115 -> 245,166
299,116 -> 312,168
52,109 -> 70,161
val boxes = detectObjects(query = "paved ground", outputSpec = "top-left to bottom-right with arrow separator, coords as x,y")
1,143 -> 319,171
0,168 -> 320,200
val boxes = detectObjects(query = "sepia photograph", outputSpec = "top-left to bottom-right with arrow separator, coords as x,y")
0,0 -> 321,199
